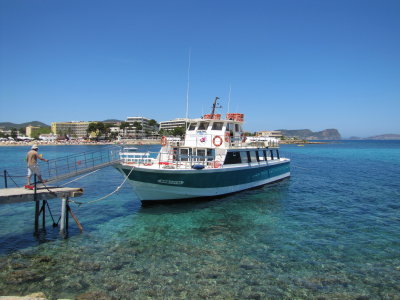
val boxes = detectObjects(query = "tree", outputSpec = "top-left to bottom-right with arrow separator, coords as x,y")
172,126 -> 185,137
10,128 -> 18,140
87,122 -> 107,141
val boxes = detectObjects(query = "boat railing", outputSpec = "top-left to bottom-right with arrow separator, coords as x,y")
169,133 -> 279,148
119,150 -> 222,170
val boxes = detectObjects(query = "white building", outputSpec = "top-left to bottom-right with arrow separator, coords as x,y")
159,118 -> 189,132
125,117 -> 157,137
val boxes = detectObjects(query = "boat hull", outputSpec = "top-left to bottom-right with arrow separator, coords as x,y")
117,160 -> 290,202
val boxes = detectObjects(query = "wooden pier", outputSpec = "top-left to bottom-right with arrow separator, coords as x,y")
0,186 -> 84,234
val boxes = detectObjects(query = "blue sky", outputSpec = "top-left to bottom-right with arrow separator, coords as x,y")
1,0 -> 399,138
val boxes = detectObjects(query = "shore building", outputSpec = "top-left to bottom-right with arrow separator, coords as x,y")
125,117 -> 158,137
256,130 -> 283,139
159,118 -> 189,132
51,121 -> 90,138
26,125 -> 40,138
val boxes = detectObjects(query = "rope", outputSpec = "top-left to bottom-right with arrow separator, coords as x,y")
69,164 -> 136,206
60,169 -> 100,187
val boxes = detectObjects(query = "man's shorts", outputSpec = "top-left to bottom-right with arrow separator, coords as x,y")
27,164 -> 41,177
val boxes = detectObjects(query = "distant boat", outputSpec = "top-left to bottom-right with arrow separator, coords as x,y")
116,97 -> 291,203
298,144 -> 304,147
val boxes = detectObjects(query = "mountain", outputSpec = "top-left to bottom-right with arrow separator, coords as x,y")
366,134 -> 400,140
277,129 -> 341,140
0,121 -> 50,129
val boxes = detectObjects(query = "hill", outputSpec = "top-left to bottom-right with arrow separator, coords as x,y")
366,134 -> 400,140
0,121 -> 50,129
277,129 -> 341,140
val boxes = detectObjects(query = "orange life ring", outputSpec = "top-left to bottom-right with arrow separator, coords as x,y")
224,131 -> 230,142
213,135 -> 223,147
213,161 -> 221,168
161,136 -> 167,146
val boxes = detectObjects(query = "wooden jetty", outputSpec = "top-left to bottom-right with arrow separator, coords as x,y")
0,186 -> 84,234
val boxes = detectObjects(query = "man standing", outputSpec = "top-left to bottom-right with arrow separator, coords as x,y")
26,145 -> 49,186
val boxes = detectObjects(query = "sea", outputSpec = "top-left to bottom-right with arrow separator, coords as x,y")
0,141 -> 399,299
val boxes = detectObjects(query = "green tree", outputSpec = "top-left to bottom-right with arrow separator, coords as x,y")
10,128 -> 18,139
87,122 -> 107,141
172,126 -> 185,137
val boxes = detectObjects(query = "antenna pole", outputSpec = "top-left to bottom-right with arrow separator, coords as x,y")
228,84 -> 231,114
210,96 -> 220,117
185,48 -> 191,120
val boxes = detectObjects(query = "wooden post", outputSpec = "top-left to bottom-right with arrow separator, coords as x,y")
60,197 -> 68,234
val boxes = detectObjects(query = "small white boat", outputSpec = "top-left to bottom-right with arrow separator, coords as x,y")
116,98 -> 290,203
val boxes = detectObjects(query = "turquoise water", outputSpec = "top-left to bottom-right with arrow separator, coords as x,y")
0,141 -> 399,299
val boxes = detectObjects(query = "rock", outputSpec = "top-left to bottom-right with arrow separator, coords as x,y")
75,291 -> 111,300
5,270 -> 45,285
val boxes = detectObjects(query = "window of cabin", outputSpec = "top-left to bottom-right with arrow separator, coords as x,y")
259,150 -> 266,161
207,149 -> 215,160
180,148 -> 189,161
198,122 -> 209,130
188,123 -> 196,131
240,151 -> 249,163
212,122 -> 223,130
196,149 -> 206,161
235,124 -> 240,132
224,152 -> 242,164
250,151 -> 257,162
226,123 -> 234,132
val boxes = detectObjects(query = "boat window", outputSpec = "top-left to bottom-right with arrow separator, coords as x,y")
235,124 -> 240,132
188,123 -> 196,131
196,149 -> 206,161
259,150 -> 266,161
180,148 -> 189,161
226,123 -> 234,132
224,152 -> 242,164
197,122 -> 209,130
247,151 -> 251,162
207,149 -> 215,159
250,151 -> 257,162
240,151 -> 249,163
212,122 -> 223,130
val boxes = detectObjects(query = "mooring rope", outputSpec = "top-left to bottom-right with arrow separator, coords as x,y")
69,164 -> 136,206
60,169 -> 100,187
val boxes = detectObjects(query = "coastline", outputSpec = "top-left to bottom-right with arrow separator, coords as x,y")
0,139 -> 331,147
0,139 -> 161,147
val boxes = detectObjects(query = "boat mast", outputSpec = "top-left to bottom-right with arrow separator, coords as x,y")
210,96 -> 221,118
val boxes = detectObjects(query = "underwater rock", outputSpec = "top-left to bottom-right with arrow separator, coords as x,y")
5,270 -> 45,284
75,291 -> 112,300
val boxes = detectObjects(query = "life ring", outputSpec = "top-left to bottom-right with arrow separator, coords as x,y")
224,131 -> 230,142
213,135 -> 223,147
213,161 -> 221,168
161,136 -> 167,146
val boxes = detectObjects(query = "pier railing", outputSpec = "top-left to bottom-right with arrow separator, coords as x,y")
2,146 -> 122,188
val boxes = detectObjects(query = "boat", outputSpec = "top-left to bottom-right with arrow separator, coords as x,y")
116,97 -> 291,203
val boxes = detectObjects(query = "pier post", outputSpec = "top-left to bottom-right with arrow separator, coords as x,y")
60,197 -> 68,234
34,175 -> 39,233
3,170 -> 7,188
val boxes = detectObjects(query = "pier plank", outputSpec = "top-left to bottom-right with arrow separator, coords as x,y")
0,187 -> 83,205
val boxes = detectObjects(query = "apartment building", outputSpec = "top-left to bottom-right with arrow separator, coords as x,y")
51,121 -> 90,138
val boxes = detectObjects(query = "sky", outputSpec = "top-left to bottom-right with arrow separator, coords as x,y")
0,0 -> 399,138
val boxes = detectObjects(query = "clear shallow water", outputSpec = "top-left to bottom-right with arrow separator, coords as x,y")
0,141 -> 399,299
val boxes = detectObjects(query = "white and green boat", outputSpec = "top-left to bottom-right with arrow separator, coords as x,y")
117,100 -> 290,203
